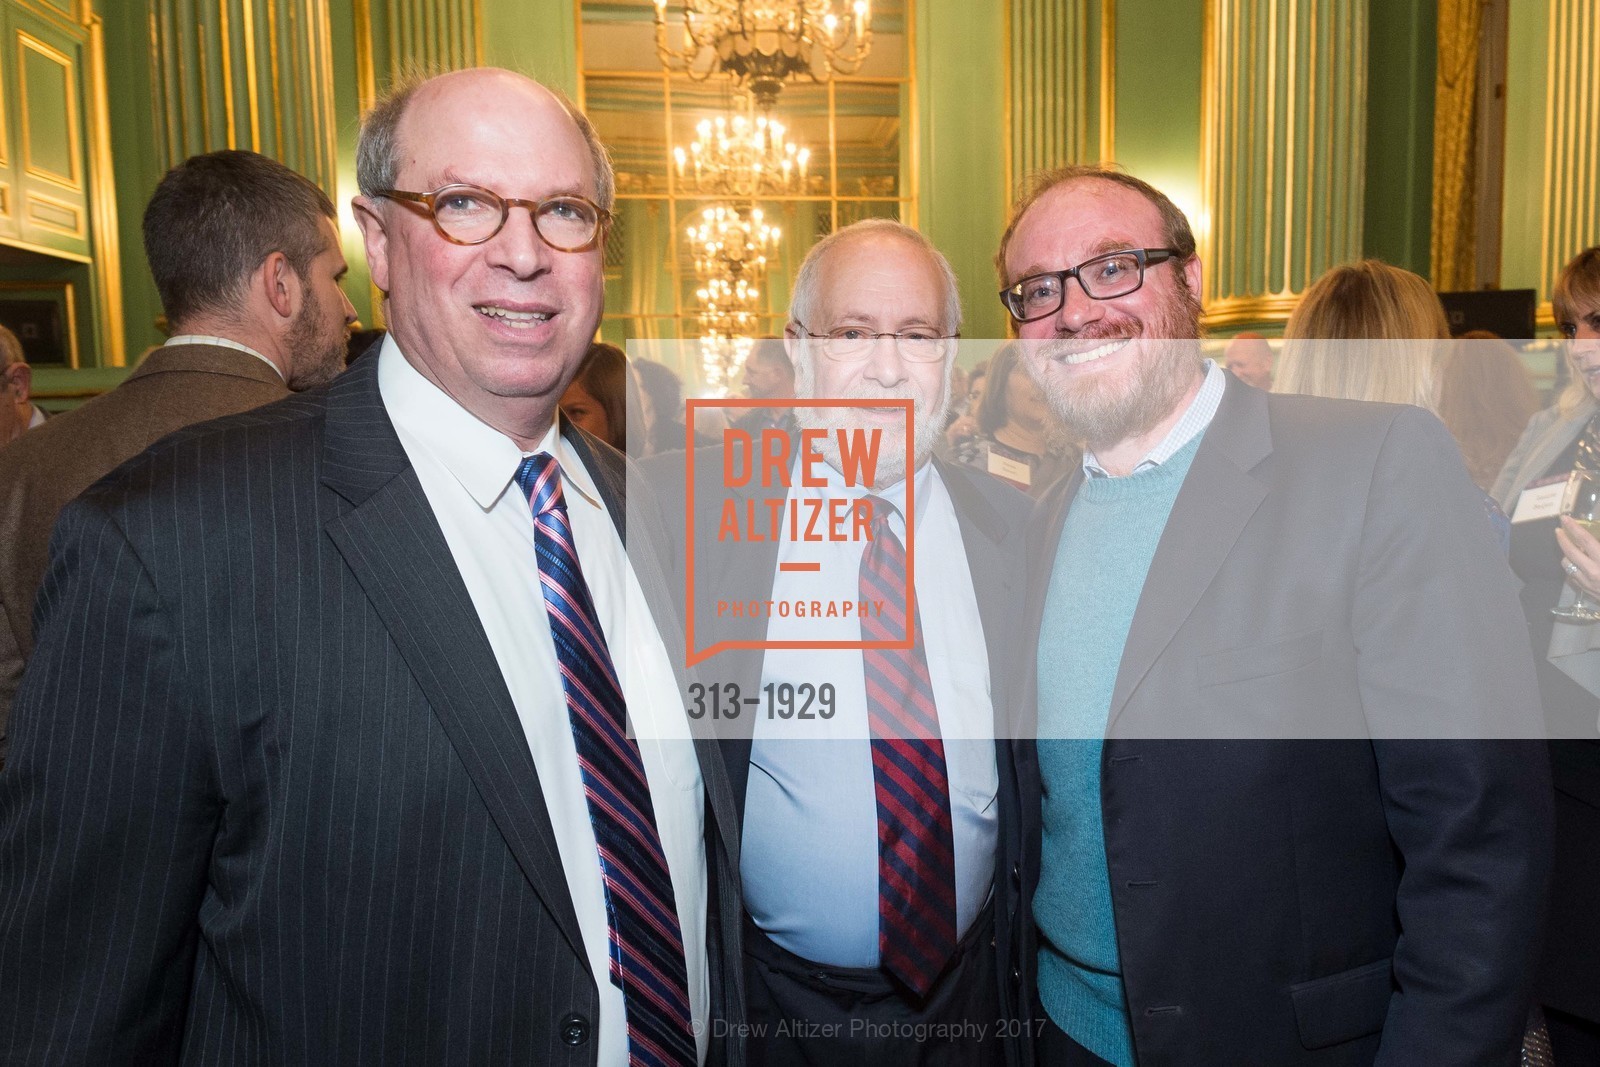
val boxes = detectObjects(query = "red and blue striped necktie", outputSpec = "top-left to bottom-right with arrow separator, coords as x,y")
857,495 -> 958,997
517,452 -> 696,1067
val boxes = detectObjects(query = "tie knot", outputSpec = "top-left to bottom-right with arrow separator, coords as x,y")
864,495 -> 901,534
516,452 -> 566,517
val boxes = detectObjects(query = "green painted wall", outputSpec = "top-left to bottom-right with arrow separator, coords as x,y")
1363,0 -> 1435,278
917,0 -> 1008,342
480,0 -> 577,96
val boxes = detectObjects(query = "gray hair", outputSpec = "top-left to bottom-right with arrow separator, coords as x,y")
788,218 -> 963,337
356,68 -> 616,213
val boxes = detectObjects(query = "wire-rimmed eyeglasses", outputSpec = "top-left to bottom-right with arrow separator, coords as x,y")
791,321 -> 956,362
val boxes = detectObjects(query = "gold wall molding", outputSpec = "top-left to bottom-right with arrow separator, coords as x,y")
24,188 -> 84,237
147,0 -> 338,198
17,31 -> 83,192
1200,0 -> 1366,323
0,4 -> 123,363
10,0 -> 85,35
1538,0 -> 1600,299
85,13 -> 123,365
0,30 -> 10,170
1004,0 -> 1115,199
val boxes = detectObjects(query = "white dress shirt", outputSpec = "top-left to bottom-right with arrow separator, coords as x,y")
378,337 -> 707,1065
742,455 -> 1000,966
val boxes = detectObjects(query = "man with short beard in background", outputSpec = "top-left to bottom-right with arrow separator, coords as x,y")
0,149 -> 355,763
996,164 -> 1552,1067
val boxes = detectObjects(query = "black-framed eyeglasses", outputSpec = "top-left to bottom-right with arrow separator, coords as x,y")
791,321 -> 956,363
375,183 -> 612,251
999,247 -> 1181,323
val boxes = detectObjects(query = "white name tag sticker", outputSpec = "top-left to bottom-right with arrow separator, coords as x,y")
1513,478 -> 1569,523
987,450 -> 1032,486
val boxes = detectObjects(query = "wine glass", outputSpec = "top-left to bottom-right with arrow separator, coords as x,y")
1553,471 -> 1600,622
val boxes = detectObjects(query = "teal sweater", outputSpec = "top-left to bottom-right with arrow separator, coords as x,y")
1034,431 -> 1204,1067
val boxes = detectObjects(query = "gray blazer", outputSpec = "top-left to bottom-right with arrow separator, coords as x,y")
1491,397 -> 1597,513
1492,397 -> 1600,698
1011,379 -> 1552,1064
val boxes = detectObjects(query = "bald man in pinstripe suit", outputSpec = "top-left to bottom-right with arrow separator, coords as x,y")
0,69 -> 744,1065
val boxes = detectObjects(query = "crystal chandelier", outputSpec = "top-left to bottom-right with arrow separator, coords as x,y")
653,0 -> 873,111
685,204 -> 781,280
674,106 -> 811,198
695,274 -> 763,395
686,204 -> 778,395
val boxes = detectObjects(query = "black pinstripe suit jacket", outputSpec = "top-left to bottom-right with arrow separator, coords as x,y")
0,352 -> 746,1065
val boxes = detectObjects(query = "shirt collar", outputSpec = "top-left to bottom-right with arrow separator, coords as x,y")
377,333 -> 603,512
164,334 -> 285,382
1082,358 -> 1226,478
798,441 -> 936,532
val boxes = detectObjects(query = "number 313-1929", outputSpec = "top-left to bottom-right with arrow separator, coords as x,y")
686,682 -> 836,720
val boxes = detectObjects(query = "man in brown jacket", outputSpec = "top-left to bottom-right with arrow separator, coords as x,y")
0,149 -> 357,763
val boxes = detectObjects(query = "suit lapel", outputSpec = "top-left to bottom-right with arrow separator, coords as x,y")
1515,401 -> 1593,503
1105,378 -> 1271,731
319,358 -> 586,962
704,450 -> 784,820
937,458 -> 1022,720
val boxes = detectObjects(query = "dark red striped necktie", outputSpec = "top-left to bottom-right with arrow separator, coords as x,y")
517,453 -> 696,1067
857,494 -> 958,997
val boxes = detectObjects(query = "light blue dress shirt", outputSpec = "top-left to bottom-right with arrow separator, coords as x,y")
741,456 -> 1001,967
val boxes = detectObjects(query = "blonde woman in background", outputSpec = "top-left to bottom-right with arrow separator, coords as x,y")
1274,258 -> 1445,407
1275,259 -> 1508,552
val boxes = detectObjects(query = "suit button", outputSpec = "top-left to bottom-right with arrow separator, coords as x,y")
1011,863 -> 1022,886
560,1013 -> 591,1046
1011,967 -> 1022,983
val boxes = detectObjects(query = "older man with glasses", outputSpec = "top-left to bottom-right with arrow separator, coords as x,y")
1,68 -> 745,1066
648,218 -> 1032,1066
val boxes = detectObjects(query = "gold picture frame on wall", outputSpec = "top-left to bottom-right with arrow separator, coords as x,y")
0,279 -> 77,368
